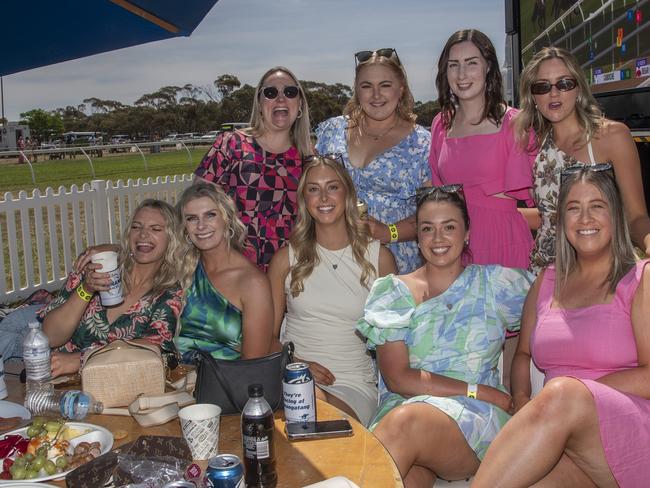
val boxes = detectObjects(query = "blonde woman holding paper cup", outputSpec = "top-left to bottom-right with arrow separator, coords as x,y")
39,199 -> 184,378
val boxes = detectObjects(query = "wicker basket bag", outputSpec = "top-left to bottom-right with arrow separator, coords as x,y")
81,339 -> 165,408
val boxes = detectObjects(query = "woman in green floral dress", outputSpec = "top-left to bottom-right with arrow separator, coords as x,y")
39,199 -> 184,378
357,187 -> 533,486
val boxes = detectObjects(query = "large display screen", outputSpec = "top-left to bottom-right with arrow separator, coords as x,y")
519,0 -> 650,95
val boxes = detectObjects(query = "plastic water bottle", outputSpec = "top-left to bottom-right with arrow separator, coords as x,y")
22,321 -> 51,391
24,389 -> 104,420
241,384 -> 277,488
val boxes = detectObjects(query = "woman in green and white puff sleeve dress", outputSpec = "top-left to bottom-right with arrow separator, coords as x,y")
357,186 -> 533,486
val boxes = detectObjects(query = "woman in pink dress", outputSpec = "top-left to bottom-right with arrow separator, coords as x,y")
472,166 -> 650,487
429,29 -> 535,268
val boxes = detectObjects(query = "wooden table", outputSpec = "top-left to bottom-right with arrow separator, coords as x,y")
4,375 -> 403,487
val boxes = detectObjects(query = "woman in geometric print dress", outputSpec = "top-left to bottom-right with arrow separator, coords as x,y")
357,187 -> 533,486
175,183 -> 275,362
473,166 -> 650,488
39,199 -> 184,378
194,66 -> 313,271
514,46 -> 650,273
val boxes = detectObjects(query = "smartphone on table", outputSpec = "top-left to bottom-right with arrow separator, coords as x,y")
285,419 -> 354,441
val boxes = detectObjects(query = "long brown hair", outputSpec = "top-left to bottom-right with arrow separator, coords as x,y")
436,29 -> 506,131
555,169 -> 636,296
514,47 -> 604,151
344,52 -> 416,131
289,156 -> 376,296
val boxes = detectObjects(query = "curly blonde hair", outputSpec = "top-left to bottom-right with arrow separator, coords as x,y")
245,66 -> 313,157
119,199 -> 182,295
289,155 -> 376,297
344,52 -> 416,132
176,183 -> 248,289
515,47 -> 604,152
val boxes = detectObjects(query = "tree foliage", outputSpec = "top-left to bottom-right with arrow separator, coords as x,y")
19,73 -> 436,141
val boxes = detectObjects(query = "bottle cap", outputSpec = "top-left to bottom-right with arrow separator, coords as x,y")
248,384 -> 264,397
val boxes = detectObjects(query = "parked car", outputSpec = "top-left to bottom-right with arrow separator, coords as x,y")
200,130 -> 220,142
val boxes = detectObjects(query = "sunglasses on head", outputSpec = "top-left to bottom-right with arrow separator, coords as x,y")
354,48 -> 401,67
560,163 -> 614,185
531,78 -> 577,95
304,153 -> 345,166
415,184 -> 464,204
260,85 -> 300,100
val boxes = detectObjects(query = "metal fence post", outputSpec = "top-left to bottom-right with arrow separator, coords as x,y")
91,179 -> 109,244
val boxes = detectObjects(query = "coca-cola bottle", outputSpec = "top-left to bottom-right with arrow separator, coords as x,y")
241,384 -> 277,487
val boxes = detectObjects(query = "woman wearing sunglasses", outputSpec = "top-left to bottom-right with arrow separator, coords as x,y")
194,66 -> 313,271
268,155 -> 397,425
473,166 -> 650,487
357,187 -> 533,486
515,46 -> 650,273
316,48 -> 431,274
429,29 -> 535,270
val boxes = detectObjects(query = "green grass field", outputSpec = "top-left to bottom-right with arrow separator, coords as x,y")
0,147 -> 206,198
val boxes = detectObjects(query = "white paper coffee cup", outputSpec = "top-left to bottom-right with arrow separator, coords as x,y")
91,251 -> 123,307
178,403 -> 221,460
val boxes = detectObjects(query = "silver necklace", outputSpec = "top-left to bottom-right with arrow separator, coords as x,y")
319,245 -> 347,270
361,116 -> 398,141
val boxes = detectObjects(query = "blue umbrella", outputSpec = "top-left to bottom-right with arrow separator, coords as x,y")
1,0 -> 220,76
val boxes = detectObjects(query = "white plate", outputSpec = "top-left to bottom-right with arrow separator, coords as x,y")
0,402 -> 30,421
0,484 -> 58,488
0,422 -> 114,484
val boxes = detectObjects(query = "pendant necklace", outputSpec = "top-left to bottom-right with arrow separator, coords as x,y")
319,245 -> 347,270
361,116 -> 399,141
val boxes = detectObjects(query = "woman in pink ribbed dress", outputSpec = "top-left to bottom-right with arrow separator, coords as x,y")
429,29 -> 535,269
472,166 -> 650,487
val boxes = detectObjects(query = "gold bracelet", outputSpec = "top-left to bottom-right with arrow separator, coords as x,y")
76,283 -> 93,302
388,223 -> 399,243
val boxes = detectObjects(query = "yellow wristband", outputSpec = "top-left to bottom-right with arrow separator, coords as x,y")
76,283 -> 93,302
467,383 -> 478,399
388,223 -> 399,243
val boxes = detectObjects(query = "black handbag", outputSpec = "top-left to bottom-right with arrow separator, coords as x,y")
194,342 -> 294,415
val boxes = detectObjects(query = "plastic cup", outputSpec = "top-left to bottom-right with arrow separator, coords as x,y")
178,403 -> 221,460
90,251 -> 123,306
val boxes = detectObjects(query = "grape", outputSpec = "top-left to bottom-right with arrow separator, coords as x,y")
9,464 -> 26,480
32,455 -> 46,470
31,416 -> 46,428
23,454 -> 34,462
44,421 -> 63,433
35,445 -> 49,457
43,460 -> 56,475
25,468 -> 40,479
13,456 -> 28,467
55,456 -> 68,469
26,425 -> 42,438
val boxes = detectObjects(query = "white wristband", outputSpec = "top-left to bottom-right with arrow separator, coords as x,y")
467,383 -> 478,399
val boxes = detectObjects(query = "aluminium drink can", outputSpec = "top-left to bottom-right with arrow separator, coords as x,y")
204,454 -> 244,488
283,362 -> 317,423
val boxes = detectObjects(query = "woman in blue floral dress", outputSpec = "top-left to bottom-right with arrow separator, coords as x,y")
357,187 -> 533,486
316,49 -> 431,273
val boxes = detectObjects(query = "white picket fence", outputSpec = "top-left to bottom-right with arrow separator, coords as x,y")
0,174 -> 193,304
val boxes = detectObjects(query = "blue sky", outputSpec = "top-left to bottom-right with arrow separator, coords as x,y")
3,0 -> 506,121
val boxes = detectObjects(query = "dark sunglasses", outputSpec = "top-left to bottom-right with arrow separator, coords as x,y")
415,184 -> 464,204
531,78 -> 578,95
560,163 -> 614,185
260,85 -> 300,100
304,153 -> 345,165
354,48 -> 401,67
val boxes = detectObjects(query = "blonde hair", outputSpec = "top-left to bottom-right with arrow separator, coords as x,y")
555,169 -> 636,296
119,199 -> 182,295
344,52 -> 416,131
288,156 -> 376,297
245,66 -> 313,157
515,47 -> 604,151
176,183 -> 247,288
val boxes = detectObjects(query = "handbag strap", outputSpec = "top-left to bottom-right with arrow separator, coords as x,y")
197,342 -> 294,411
101,370 -> 197,427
